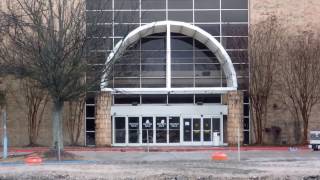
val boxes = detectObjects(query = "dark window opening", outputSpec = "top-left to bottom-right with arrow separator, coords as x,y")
168,94 -> 194,104
195,94 -> 221,104
141,94 -> 167,104
114,94 -> 140,104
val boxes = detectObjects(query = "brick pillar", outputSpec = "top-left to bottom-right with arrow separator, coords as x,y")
227,91 -> 244,146
95,91 -> 112,146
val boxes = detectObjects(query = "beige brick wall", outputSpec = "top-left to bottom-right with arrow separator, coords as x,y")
0,76 -> 85,147
250,0 -> 320,144
250,0 -> 320,31
95,91 -> 112,147
227,91 -> 244,145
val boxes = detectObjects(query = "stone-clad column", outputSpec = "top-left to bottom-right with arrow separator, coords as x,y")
95,91 -> 112,146
227,91 -> 244,146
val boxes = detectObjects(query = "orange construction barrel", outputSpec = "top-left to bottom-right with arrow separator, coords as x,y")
211,152 -> 228,161
24,155 -> 43,165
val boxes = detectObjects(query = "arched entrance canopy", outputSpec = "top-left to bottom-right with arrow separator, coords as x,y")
101,21 -> 237,93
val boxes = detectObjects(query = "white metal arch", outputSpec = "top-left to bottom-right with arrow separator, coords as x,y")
101,21 -> 237,93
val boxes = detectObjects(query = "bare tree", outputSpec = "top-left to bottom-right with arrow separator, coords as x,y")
248,16 -> 284,144
277,31 -> 320,144
0,0 -> 93,153
65,97 -> 85,146
22,79 -> 49,146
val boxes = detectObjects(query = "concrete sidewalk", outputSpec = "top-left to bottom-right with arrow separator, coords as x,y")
1,145 -> 310,153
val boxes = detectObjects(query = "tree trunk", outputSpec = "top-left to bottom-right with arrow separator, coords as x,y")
303,118 -> 309,145
52,100 -> 64,151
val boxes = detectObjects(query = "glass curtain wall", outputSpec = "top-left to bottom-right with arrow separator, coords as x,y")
86,0 -> 249,145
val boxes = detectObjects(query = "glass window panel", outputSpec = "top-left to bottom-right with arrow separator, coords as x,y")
234,64 -> 249,77
193,118 -> 201,141
88,38 -> 113,50
203,118 -> 211,141
168,11 -> 193,22
114,94 -> 140,104
86,106 -> 95,118
195,49 -> 216,58
244,118 -> 249,130
227,50 -> 248,63
169,117 -> 180,143
168,0 -> 193,9
243,131 -> 249,144
114,11 -> 139,23
212,118 -> 220,132
86,132 -> 95,146
238,77 -> 249,90
195,11 -> 220,22
114,24 -> 139,37
168,94 -> 194,104
183,118 -> 192,141
172,51 -> 193,59
222,37 -> 248,49
198,24 -> 220,36
142,0 -> 166,9
86,119 -> 95,131
88,51 -> 108,64
114,78 -> 140,88
141,78 -> 166,88
221,10 -> 248,22
172,64 -> 194,77
141,64 -> 166,77
156,117 -> 167,143
171,37 -> 193,50
195,94 -> 221,103
87,25 -> 112,37
86,11 -> 112,23
142,117 -> 153,143
142,94 -> 167,104
243,91 -> 249,103
86,0 -> 112,10
194,0 -> 220,9
172,78 -> 194,87
221,0 -> 248,9
128,117 -> 140,143
222,24 -> 248,36
141,37 -> 166,50
115,117 -> 126,143
244,104 -> 250,117
141,11 -> 166,23
195,64 -> 221,77
195,78 -> 221,87
115,0 -> 139,9
142,58 -> 166,64
141,51 -> 166,59
114,64 -> 140,77
86,94 -> 95,104
172,58 -> 193,63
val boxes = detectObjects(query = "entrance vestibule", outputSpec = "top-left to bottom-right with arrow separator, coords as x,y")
113,115 -> 223,146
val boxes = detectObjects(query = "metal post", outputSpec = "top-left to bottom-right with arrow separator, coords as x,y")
2,110 -> 7,159
147,129 -> 149,153
237,126 -> 240,161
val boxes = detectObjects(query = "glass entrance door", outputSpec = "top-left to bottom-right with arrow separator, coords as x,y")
128,117 -> 139,143
156,117 -> 167,143
142,117 -> 154,143
182,116 -> 222,145
192,118 -> 201,142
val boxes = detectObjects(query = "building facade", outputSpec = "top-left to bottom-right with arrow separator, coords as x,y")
5,0 -> 319,147
85,0 -> 249,146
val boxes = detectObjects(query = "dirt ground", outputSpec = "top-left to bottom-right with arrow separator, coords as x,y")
0,150 -> 320,179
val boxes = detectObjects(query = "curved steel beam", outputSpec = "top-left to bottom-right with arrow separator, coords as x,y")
101,21 -> 237,90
